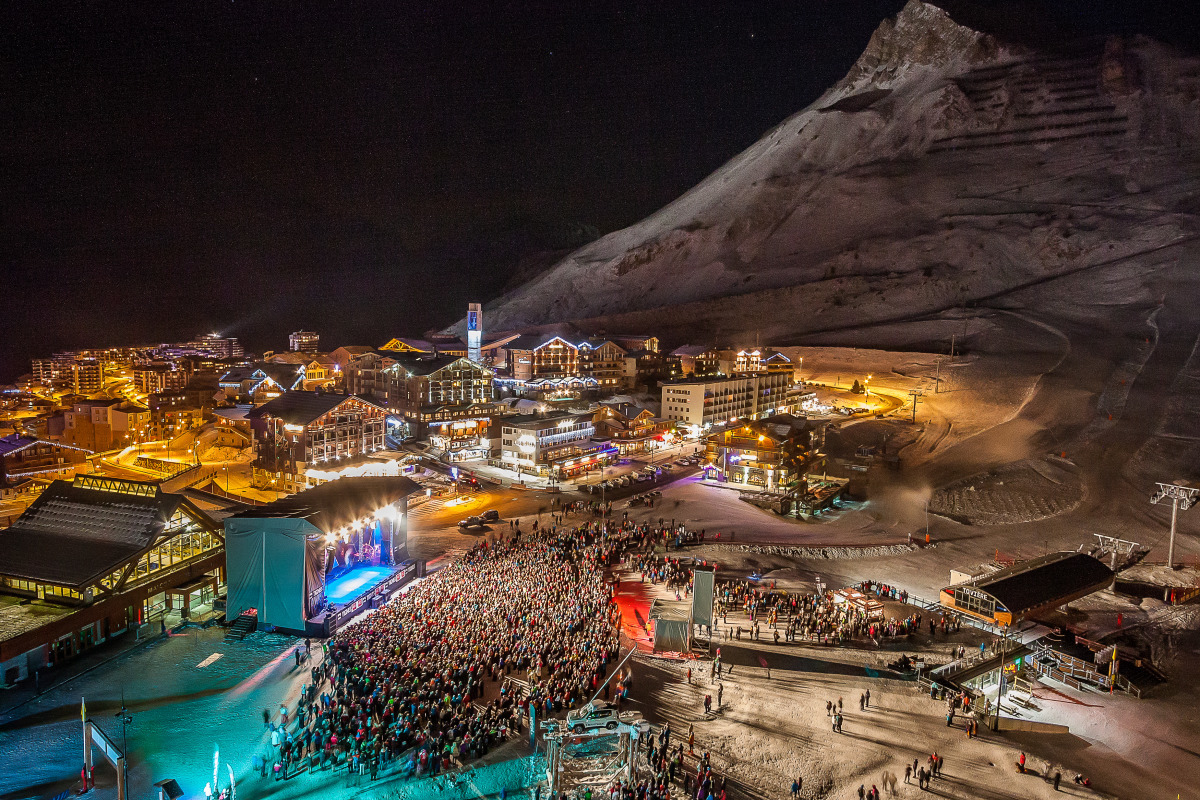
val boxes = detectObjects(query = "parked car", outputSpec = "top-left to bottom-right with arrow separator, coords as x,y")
481,509 -> 500,522
566,701 -> 621,733
458,516 -> 484,529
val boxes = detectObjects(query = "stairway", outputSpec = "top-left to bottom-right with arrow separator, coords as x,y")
225,611 -> 258,642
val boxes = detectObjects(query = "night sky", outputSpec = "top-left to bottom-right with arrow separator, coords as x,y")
0,1 -> 908,379
3,2 -> 1196,382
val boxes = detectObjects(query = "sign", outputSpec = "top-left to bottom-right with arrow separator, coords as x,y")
957,586 -> 990,603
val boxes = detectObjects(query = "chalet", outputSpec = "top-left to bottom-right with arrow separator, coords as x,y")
0,435 -> 92,495
248,391 -> 387,494
592,402 -> 672,455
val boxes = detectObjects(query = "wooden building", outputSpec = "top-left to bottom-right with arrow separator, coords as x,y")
249,391 -> 387,494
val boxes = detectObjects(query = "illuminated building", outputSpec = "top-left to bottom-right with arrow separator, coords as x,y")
661,369 -> 795,429
466,302 -> 482,363
578,340 -> 627,391
378,331 -> 520,368
217,362 -> 305,405
499,411 -> 613,478
0,435 -> 92,494
609,334 -> 660,353
133,361 -> 189,394
498,333 -> 628,397
148,390 -> 206,440
670,346 -> 791,378
622,349 -> 681,390
342,351 -> 398,400
72,358 -> 105,395
939,553 -> 1113,628
383,355 -> 497,460
0,475 -> 224,679
61,399 -> 150,451
327,345 -> 374,373
591,402 -> 672,455
346,352 -> 496,459
702,414 -> 824,491
288,330 -> 319,353
249,391 -> 387,494
190,334 -> 243,359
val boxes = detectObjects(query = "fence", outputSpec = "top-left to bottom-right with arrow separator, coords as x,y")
134,456 -> 192,476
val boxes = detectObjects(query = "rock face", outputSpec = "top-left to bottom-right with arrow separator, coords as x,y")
457,0 -> 1200,344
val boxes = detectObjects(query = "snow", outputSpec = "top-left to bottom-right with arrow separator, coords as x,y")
9,6 -> 1200,798
0,626 -> 541,800
455,1 -> 1200,378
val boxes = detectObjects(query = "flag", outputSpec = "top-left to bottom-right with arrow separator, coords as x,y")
81,697 -> 86,722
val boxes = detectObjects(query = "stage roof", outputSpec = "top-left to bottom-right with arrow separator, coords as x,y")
227,476 -> 420,533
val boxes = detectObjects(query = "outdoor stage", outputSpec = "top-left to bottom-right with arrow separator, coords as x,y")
308,558 -> 422,636
324,564 -> 396,605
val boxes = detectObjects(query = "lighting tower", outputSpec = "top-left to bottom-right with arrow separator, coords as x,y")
1150,482 -> 1199,568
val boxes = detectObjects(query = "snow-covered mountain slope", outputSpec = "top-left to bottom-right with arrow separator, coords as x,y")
455,0 -> 1200,342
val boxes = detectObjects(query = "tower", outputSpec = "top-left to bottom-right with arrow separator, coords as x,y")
466,302 -> 482,363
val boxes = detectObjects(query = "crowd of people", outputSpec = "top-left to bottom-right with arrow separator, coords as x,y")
243,491 -> 1072,800
711,583 -> 926,646
258,518 -> 634,783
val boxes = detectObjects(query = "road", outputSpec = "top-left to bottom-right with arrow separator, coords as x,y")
407,452 -> 706,562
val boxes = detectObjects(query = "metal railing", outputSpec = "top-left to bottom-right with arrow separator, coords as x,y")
1029,645 -> 1141,699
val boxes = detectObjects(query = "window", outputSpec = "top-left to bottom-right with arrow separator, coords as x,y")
952,587 -> 996,618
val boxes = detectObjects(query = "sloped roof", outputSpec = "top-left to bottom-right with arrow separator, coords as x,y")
248,391 -> 378,426
385,354 -> 464,376
963,552 -> 1113,616
581,339 -> 626,353
671,345 -> 711,358
600,402 -> 651,421
380,337 -> 436,352
254,362 -> 304,387
0,476 -> 215,588
266,352 -> 312,365
0,435 -> 92,457
218,365 -> 257,383
0,435 -> 39,457
227,475 -> 420,533
505,324 -> 586,351
499,411 -> 589,429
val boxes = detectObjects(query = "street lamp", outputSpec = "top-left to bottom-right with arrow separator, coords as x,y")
1150,482 -> 1198,568
114,702 -> 133,789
